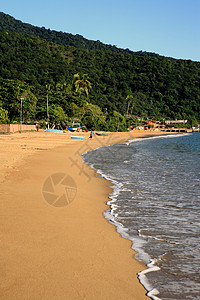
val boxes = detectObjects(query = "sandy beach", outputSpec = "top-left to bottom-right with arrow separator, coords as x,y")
0,130 -> 173,300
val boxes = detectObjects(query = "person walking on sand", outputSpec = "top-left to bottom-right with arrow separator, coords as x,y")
89,128 -> 94,139
35,122 -> 39,132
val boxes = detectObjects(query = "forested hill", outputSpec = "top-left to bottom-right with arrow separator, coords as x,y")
0,12 -> 156,56
0,12 -> 200,129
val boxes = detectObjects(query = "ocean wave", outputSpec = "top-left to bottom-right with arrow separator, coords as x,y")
126,132 -> 192,146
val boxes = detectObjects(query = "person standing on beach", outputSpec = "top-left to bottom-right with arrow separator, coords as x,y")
35,123 -> 39,132
89,128 -> 94,139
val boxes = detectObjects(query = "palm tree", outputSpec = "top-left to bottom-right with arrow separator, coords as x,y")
45,84 -> 51,128
126,95 -> 134,115
73,73 -> 92,98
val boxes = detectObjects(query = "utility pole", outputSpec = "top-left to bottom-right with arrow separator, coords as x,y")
20,92 -> 27,133
47,93 -> 49,129
20,96 -> 23,132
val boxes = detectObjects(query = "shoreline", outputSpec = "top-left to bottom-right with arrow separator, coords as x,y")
0,130 -> 177,299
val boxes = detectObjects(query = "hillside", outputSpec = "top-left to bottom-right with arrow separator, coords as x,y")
0,12 -> 159,57
0,12 -> 131,54
0,12 -> 199,129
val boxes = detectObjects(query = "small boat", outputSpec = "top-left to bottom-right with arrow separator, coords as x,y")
45,129 -> 63,133
70,136 -> 85,140
67,123 -> 84,132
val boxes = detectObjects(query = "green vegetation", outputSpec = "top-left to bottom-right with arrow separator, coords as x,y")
0,106 -> 8,123
0,12 -> 199,130
0,79 -> 37,122
0,12 -> 152,54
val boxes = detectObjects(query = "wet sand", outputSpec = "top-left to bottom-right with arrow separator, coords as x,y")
0,130 -> 172,299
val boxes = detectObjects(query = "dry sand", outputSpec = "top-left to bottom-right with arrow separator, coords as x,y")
0,130 -> 173,300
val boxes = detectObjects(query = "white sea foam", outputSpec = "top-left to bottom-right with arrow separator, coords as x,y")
138,259 -> 161,300
123,160 -> 130,164
122,188 -> 132,192
126,132 -> 191,146
101,172 -> 163,299
138,229 -> 182,246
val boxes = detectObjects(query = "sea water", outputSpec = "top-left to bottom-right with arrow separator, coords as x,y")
82,133 -> 200,300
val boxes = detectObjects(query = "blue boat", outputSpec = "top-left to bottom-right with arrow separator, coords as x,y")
67,126 -> 84,132
45,129 -> 63,133
71,136 -> 85,140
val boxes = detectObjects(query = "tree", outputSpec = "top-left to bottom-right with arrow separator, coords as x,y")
73,73 -> 92,98
0,106 -> 9,123
0,79 -> 37,122
82,103 -> 106,129
67,102 -> 84,121
49,105 -> 67,128
187,116 -> 198,128
45,84 -> 51,120
109,111 -> 127,132
126,95 -> 134,114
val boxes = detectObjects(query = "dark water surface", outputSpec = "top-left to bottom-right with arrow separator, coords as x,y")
83,133 -> 200,300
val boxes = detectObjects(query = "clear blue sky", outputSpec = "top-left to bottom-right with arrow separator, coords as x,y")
1,0 -> 200,61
